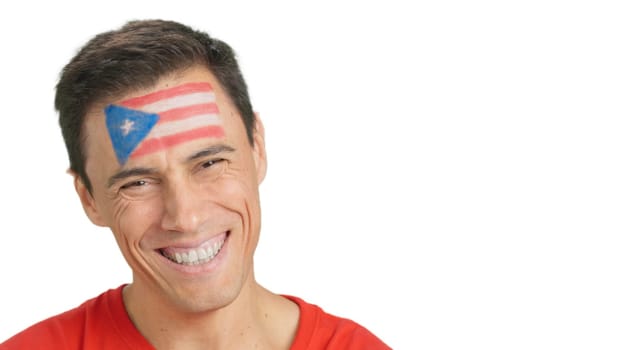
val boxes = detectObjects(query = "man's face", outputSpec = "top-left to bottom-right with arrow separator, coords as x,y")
76,66 -> 266,313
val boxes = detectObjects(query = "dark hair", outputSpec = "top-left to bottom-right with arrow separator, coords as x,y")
55,19 -> 255,193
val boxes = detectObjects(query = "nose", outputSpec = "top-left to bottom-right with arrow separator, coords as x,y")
161,178 -> 204,233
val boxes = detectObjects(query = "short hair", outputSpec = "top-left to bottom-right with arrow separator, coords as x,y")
55,19 -> 255,193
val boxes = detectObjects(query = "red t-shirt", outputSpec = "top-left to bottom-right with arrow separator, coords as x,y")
0,286 -> 390,349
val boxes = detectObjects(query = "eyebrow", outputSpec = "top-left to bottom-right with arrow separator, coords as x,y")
186,144 -> 236,163
106,144 -> 236,189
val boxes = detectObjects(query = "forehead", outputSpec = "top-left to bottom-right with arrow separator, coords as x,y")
82,66 -> 244,169
106,81 -> 223,165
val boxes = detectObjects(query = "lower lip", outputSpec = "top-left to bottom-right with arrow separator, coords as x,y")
157,232 -> 229,276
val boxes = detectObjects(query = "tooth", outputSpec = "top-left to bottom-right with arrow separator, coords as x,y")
188,250 -> 198,263
181,252 -> 190,264
197,248 -> 208,260
207,246 -> 214,258
175,252 -> 183,264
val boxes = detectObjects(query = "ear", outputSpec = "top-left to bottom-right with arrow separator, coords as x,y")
252,113 -> 267,184
71,171 -> 107,227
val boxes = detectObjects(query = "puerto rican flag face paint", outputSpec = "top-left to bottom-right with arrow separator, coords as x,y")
104,82 -> 225,165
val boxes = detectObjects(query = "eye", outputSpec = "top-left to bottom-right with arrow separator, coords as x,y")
120,180 -> 147,190
195,158 -> 227,180
201,158 -> 224,168
117,178 -> 161,200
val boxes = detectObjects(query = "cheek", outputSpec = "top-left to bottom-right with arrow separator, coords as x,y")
111,198 -> 162,241
210,172 -> 262,230
212,165 -> 259,203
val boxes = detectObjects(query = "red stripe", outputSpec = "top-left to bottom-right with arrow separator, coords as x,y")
157,103 -> 220,122
121,82 -> 214,108
130,126 -> 225,158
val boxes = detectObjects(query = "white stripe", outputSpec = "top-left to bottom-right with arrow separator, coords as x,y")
148,114 -> 221,138
141,92 -> 216,112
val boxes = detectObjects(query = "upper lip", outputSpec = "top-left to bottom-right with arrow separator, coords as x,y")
156,231 -> 228,250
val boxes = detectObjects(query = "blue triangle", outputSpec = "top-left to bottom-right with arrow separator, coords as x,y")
105,105 -> 159,165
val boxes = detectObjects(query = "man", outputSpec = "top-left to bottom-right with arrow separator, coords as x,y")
0,20 -> 390,349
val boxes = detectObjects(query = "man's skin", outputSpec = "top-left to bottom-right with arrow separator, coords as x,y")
72,65 -> 300,349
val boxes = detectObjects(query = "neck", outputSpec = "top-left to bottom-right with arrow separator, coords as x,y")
123,272 -> 299,350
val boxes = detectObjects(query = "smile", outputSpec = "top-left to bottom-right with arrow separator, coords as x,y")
158,233 -> 227,266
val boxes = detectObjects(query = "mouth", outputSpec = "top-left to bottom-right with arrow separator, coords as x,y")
158,232 -> 228,266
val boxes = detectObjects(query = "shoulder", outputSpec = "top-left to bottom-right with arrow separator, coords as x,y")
0,286 -> 126,350
285,295 -> 391,350
0,298 -> 91,349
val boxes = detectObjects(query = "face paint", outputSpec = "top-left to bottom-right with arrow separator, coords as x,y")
105,82 -> 224,165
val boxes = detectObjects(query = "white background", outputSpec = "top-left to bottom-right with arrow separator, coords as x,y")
0,1 -> 621,349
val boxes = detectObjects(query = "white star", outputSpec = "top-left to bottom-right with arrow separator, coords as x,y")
120,119 -> 135,136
